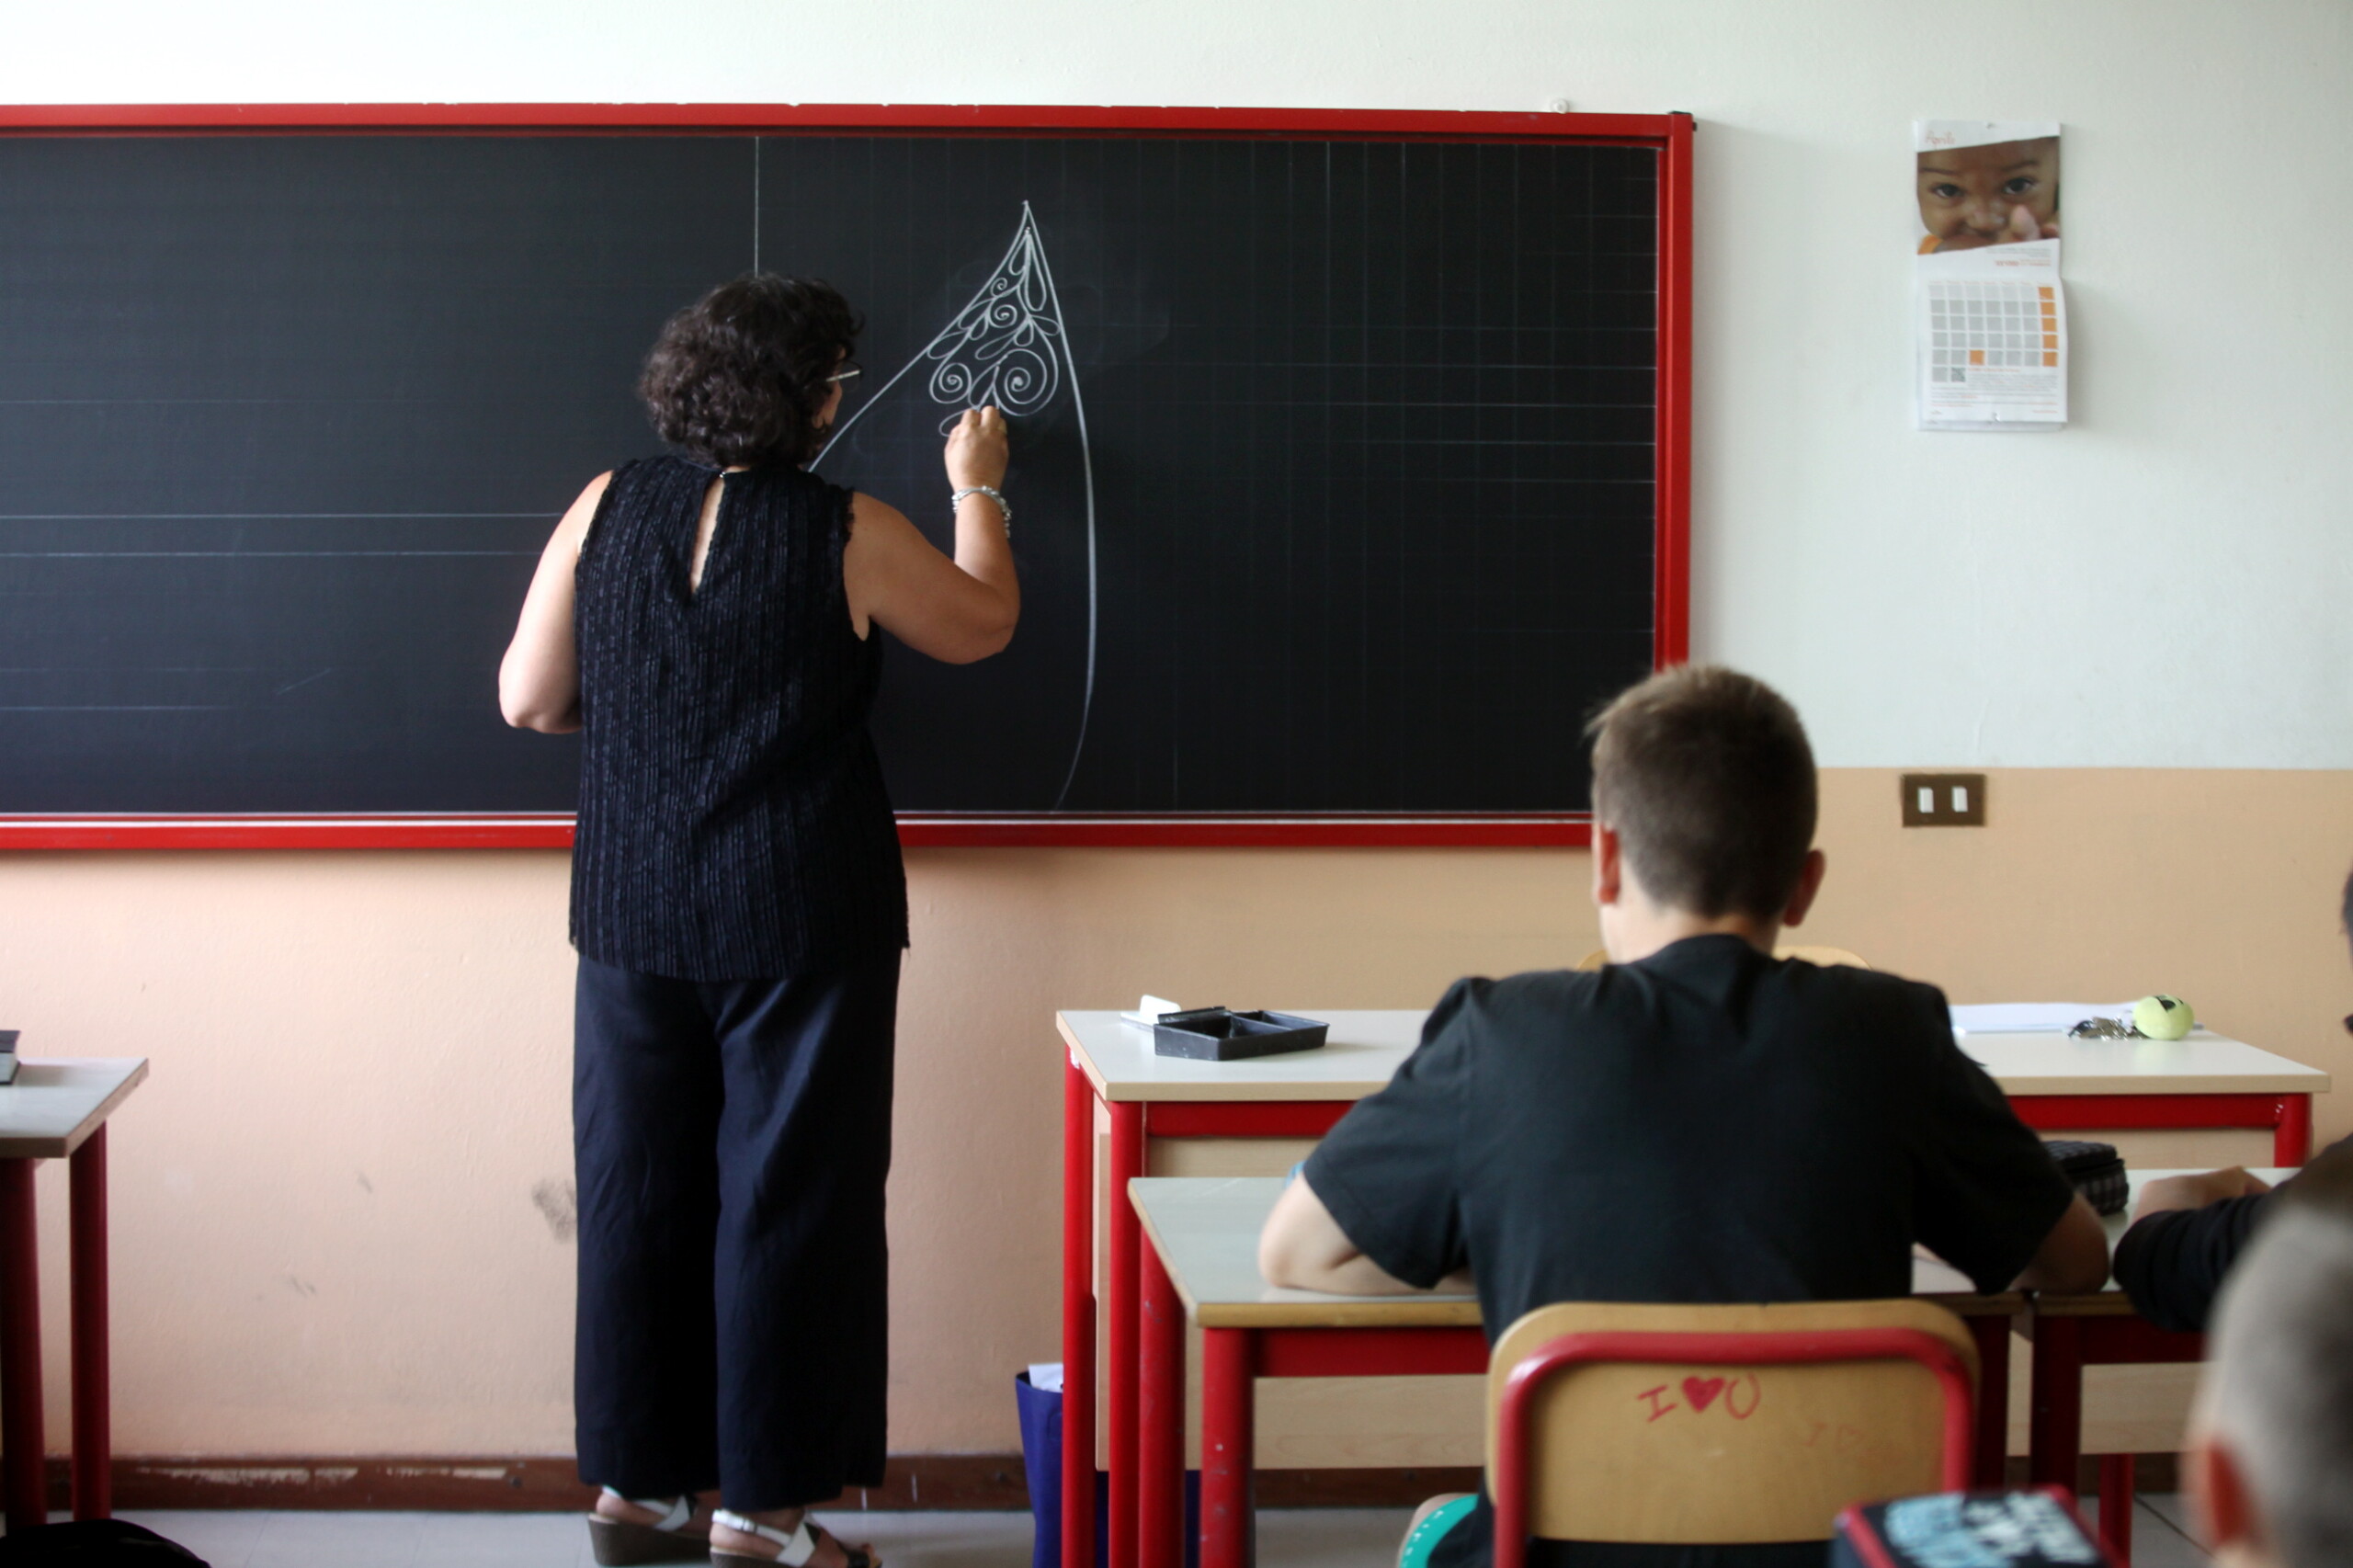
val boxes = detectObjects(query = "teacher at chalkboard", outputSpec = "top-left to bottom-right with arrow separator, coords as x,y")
499,275 -> 1018,1568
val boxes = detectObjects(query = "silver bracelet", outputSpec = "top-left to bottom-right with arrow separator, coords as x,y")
951,485 -> 1011,537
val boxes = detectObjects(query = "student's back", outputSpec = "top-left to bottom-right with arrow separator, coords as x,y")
1310,937 -> 2073,1347
1259,665 -> 2107,1568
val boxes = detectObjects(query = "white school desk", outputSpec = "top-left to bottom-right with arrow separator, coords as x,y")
2028,1166 -> 2290,1566
0,1058 -> 148,1530
1056,1008 -> 2327,1568
1128,1176 -> 2023,1568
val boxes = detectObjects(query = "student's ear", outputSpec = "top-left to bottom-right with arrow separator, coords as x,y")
2188,1431 -> 2266,1559
1591,824 -> 1623,908
1778,848 -> 1828,927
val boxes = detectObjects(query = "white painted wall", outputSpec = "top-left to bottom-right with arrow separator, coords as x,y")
6,0 -> 2346,767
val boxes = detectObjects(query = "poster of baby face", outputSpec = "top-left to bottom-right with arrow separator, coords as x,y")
1915,121 -> 2060,254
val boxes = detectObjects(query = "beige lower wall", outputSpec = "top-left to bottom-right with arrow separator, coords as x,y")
0,767 -> 2345,1459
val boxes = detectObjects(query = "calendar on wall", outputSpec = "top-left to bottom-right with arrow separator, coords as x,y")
1913,119 -> 2067,430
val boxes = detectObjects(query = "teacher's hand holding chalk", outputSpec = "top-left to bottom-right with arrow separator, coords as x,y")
946,405 -> 1011,533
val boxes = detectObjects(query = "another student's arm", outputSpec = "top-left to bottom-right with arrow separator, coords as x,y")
498,472 -> 611,733
2111,1180 -> 2274,1333
1258,1176 -> 1473,1296
843,407 -> 1019,664
2006,1193 -> 2110,1294
2131,1167 -> 2273,1222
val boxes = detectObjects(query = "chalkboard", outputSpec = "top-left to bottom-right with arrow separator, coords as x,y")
0,108 -> 1690,844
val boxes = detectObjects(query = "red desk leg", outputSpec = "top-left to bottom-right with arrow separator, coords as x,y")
2097,1454 -> 2134,1564
0,1158 -> 45,1531
2278,1095 -> 2313,1166
1107,1104 -> 1146,1568
2028,1315 -> 2084,1495
1967,1315 -> 2011,1488
1199,1328 -> 1256,1568
1063,1058 -> 1097,1568
1138,1237 -> 1184,1568
69,1129 -> 109,1520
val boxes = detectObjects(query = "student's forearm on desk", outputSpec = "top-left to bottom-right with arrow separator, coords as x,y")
1257,1175 -> 1467,1296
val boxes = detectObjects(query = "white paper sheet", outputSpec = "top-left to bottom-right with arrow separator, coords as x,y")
1949,1002 -> 2136,1035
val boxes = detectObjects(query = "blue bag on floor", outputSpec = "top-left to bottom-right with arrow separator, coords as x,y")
1017,1368 -> 1106,1568
1016,1365 -> 1195,1562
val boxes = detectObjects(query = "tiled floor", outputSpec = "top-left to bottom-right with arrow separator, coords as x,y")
2127,1494 -> 2216,1568
86,1502 -> 2211,1568
98,1508 -> 1403,1568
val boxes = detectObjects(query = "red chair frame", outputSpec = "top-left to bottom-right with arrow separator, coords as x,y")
1491,1326 -> 1977,1568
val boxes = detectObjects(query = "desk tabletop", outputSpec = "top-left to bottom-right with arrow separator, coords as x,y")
1063,1009 -> 2331,1104
1061,1011 -> 1423,1103
0,1058 -> 149,1159
1956,1032 -> 2327,1096
2031,1165 -> 2294,1318
1129,1176 -> 2020,1330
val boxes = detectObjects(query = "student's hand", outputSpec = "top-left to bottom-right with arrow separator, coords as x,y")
2131,1167 -> 2272,1223
945,406 -> 1008,492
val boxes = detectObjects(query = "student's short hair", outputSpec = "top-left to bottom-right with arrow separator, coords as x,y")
639,274 -> 861,469
2200,1142 -> 2353,1568
1586,665 -> 1817,920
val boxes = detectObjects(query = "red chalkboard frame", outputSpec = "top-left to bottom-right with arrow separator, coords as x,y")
0,103 -> 1692,850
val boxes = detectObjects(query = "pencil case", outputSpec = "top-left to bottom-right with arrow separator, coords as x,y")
1152,1008 -> 1328,1062
2043,1139 -> 2128,1215
1833,1489 -> 2113,1566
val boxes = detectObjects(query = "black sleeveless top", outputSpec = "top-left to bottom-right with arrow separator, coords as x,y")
570,457 -> 907,980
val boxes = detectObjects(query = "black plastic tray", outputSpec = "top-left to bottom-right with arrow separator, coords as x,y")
1153,1007 -> 1329,1062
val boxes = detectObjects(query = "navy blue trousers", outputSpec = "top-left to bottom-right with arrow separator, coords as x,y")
573,950 -> 901,1510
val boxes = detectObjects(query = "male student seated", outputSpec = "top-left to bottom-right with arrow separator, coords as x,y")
2187,1138 -> 2353,1568
1258,665 -> 2108,1568
2111,862 -> 2353,1332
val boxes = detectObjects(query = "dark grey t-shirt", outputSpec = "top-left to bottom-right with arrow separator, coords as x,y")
1302,935 -> 2074,1568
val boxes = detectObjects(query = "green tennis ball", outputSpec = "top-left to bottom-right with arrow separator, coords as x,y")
2133,994 -> 2195,1040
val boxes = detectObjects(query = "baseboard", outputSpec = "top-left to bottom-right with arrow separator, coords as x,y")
43,1455 -> 1483,1512
48,1454 -> 2171,1512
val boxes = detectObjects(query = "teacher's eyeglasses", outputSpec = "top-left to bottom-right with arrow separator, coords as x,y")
826,364 -> 862,385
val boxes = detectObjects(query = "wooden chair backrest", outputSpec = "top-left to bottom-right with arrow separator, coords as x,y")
1778,946 -> 1871,970
1485,1299 -> 1975,1555
1575,946 -> 1870,972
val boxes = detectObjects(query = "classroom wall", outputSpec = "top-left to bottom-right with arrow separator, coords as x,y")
0,0 -> 2348,1460
5,769 -> 2348,1456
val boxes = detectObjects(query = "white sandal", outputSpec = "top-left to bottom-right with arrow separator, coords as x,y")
711,1509 -> 882,1568
588,1487 -> 710,1566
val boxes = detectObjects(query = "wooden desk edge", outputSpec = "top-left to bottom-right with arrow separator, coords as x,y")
1132,1185 -> 2012,1331
1055,1013 -> 1108,1100
1996,1073 -> 2331,1096
1130,1178 -> 1480,1329
2027,1290 -> 2151,1319
1065,1013 -> 2332,1104
0,1058 -> 150,1160
1059,1013 -> 1393,1104
1192,1299 -> 1484,1329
